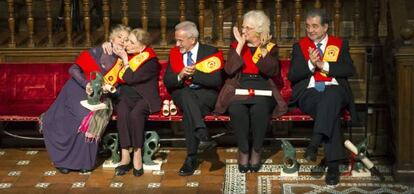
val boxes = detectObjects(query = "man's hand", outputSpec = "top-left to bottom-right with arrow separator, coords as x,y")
178,66 -> 196,80
102,42 -> 113,55
308,47 -> 321,67
86,82 -> 93,96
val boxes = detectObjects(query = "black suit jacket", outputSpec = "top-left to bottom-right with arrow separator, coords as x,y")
288,39 -> 357,122
121,58 -> 161,113
163,43 -> 223,99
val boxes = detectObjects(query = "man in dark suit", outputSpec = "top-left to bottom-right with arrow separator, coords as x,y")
163,21 -> 223,176
288,9 -> 356,185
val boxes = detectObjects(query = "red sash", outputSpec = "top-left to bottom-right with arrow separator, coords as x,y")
75,50 -> 103,81
299,36 -> 343,82
231,42 -> 259,74
169,46 -> 224,74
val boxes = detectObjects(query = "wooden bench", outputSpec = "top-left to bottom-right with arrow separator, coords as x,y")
0,60 -> 350,129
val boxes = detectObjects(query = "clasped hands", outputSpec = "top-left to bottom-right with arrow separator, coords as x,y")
85,82 -> 115,96
233,26 -> 271,57
308,47 -> 324,70
178,65 -> 196,80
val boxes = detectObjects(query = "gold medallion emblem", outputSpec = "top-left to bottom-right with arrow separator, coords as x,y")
323,45 -> 339,62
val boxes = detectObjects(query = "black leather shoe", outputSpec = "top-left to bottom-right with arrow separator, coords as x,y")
325,166 -> 340,185
80,169 -> 90,173
133,167 -> 144,177
115,163 -> 132,176
179,157 -> 198,176
238,164 -> 250,173
56,167 -> 70,174
250,163 -> 262,173
304,146 -> 318,162
198,140 -> 218,153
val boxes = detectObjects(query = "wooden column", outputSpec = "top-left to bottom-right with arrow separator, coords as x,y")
216,0 -> 224,46
160,0 -> 167,46
314,0 -> 322,8
121,0 -> 128,26
352,0 -> 361,42
82,0 -> 92,47
141,0 -> 148,31
275,0 -> 282,43
333,0 -> 342,37
394,44 -> 414,182
179,0 -> 186,22
64,0 -> 73,47
102,0 -> 110,41
198,0 -> 205,43
256,0 -> 263,10
294,0 -> 302,41
7,0 -> 16,48
236,0 -> 243,31
370,0 -> 380,42
26,0 -> 35,47
45,0 -> 53,47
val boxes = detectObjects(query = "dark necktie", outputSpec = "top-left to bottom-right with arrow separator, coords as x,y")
186,51 -> 199,89
314,42 -> 325,92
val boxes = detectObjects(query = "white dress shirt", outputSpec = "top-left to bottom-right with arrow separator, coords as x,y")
177,42 -> 200,81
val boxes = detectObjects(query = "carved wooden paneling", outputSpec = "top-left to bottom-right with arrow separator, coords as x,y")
236,0 -> 243,31
82,0 -> 92,47
394,47 -> 414,182
103,0 -> 110,41
216,0 -> 224,46
141,0 -> 148,31
275,0 -> 282,43
160,0 -> 167,46
64,0 -> 73,47
198,0 -> 205,43
352,0 -> 361,42
25,0 -> 35,47
121,0 -> 128,26
7,0 -> 16,48
179,0 -> 186,22
333,0 -> 342,37
45,0 -> 53,47
256,0 -> 263,10
294,0 -> 302,41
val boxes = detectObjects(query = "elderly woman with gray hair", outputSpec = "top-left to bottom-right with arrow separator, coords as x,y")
215,10 -> 287,173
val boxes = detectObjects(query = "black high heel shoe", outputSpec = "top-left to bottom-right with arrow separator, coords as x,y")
249,163 -> 262,172
115,163 -> 132,176
133,167 -> 144,177
238,163 -> 250,173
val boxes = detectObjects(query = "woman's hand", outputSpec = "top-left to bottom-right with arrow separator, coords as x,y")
102,42 -> 113,55
233,26 -> 246,55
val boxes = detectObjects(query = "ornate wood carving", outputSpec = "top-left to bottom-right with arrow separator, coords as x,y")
352,0 -> 361,42
141,0 -> 148,31
216,0 -> 224,46
7,0 -> 16,48
82,0 -> 91,47
64,0 -> 73,47
236,0 -> 243,30
275,0 -> 282,43
102,0 -> 110,41
121,0 -> 128,26
371,0 -> 380,42
294,0 -> 302,41
198,0 -> 205,43
45,0 -> 53,47
256,0 -> 263,10
179,0 -> 186,22
334,0 -> 342,36
160,0 -> 167,46
26,0 -> 34,47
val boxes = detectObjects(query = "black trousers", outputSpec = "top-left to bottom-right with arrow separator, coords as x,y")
116,96 -> 150,149
172,87 -> 217,156
228,96 -> 275,154
298,85 -> 350,162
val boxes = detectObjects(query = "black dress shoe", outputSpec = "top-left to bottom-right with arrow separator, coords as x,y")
238,164 -> 249,173
56,167 -> 70,174
325,166 -> 340,185
198,140 -> 218,152
304,146 -> 318,162
133,167 -> 144,177
179,157 -> 198,176
80,169 -> 90,173
115,163 -> 132,176
195,128 -> 211,141
250,163 -> 262,173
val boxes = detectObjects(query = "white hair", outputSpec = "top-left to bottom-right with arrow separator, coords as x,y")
243,10 -> 270,35
175,21 -> 199,39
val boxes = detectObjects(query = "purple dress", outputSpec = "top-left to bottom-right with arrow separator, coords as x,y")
42,46 -> 117,170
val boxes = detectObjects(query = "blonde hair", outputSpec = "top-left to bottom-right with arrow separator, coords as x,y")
243,10 -> 271,36
109,24 -> 131,41
130,28 -> 152,46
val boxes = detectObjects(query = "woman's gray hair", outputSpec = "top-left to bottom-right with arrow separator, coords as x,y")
109,24 -> 131,41
243,10 -> 270,35
175,21 -> 199,39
